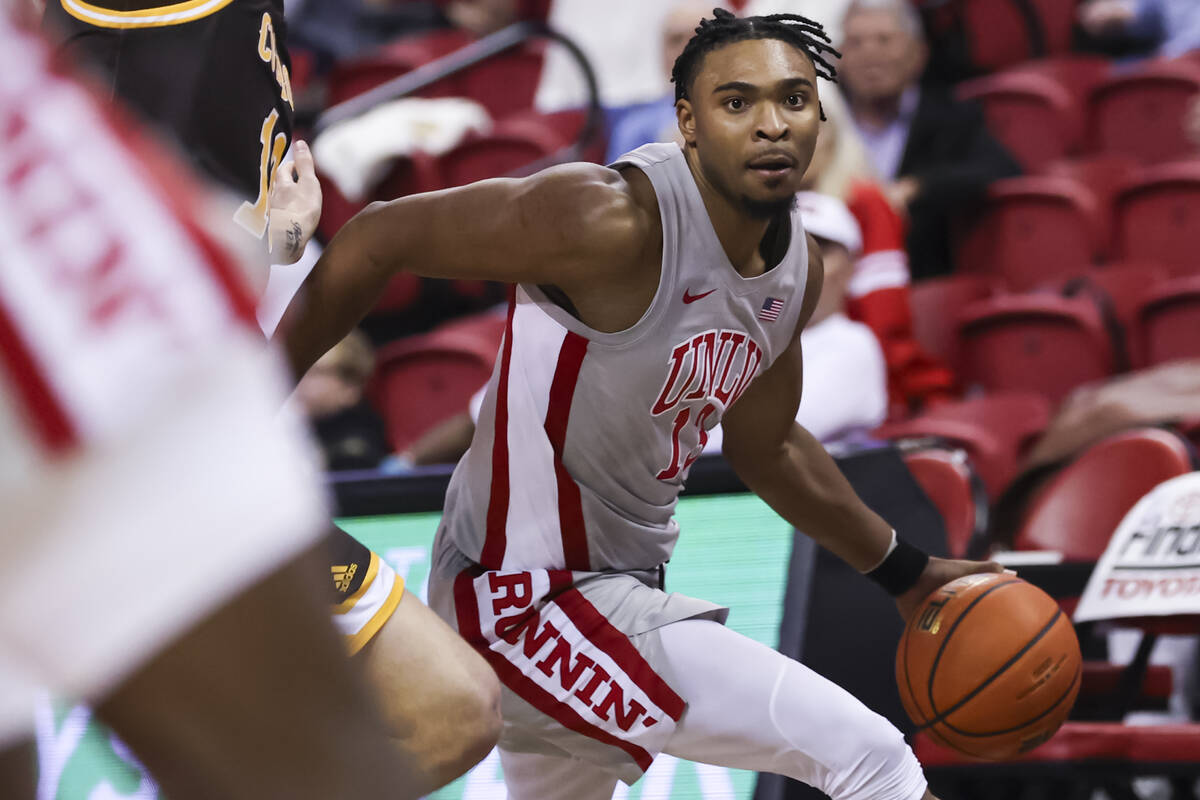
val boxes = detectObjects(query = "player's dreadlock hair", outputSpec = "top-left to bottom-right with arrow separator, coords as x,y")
671,8 -> 840,117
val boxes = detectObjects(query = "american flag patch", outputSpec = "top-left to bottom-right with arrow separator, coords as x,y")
758,297 -> 785,322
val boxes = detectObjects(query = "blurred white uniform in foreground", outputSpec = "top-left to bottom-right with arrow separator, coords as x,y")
0,12 -> 325,745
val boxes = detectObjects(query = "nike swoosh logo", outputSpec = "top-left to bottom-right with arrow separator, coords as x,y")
682,288 -> 716,304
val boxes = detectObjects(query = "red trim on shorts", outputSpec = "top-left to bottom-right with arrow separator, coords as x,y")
0,298 -> 77,452
480,287 -> 517,569
453,569 -> 655,772
555,587 -> 685,721
544,331 -> 590,571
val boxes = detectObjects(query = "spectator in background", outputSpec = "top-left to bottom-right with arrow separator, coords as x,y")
801,85 -> 958,415
838,0 -> 1020,280
1077,0 -> 1200,59
605,0 -> 726,162
294,330 -> 392,471
789,192 -> 890,442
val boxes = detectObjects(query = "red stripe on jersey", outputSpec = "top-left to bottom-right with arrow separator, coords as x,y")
453,569 -> 655,772
0,297 -> 77,452
544,331 -> 590,571
554,587 -> 685,722
480,287 -> 517,569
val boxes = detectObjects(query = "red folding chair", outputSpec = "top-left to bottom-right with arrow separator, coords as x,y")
1058,261 -> 1167,332
1133,274 -> 1200,366
955,176 -> 1103,290
902,446 -> 989,559
1114,160 -> 1200,273
1015,428 -> 1196,558
1046,154 -> 1139,257
437,116 -> 566,187
958,71 -> 1083,171
909,275 -> 1001,373
956,0 -> 1040,71
327,31 -> 545,118
1088,59 -> 1200,163
874,391 -> 1052,497
369,326 -> 501,453
327,30 -> 469,106
956,293 -> 1117,405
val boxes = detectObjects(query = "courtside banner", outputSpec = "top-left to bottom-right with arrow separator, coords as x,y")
1075,472 -> 1200,623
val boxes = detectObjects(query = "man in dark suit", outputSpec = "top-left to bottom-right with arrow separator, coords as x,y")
839,0 -> 1020,280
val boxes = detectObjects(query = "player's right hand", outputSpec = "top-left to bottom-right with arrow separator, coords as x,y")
268,140 -> 322,265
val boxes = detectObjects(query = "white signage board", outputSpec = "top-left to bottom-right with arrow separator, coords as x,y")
1074,472 -> 1200,623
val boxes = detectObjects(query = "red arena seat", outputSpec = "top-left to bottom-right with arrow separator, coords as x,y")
1133,274 -> 1200,366
1088,59 -> 1200,163
1046,154 -> 1139,256
955,176 -> 1102,290
1114,160 -> 1200,272
958,71 -> 1083,171
956,293 -> 1116,404
369,326 -> 502,453
909,275 -> 1000,372
1014,427 -> 1195,559
874,391 -> 1052,497
903,446 -> 987,559
437,116 -> 567,187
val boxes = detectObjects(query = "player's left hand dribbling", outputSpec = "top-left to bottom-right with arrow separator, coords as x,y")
268,139 -> 322,265
894,557 -> 1009,622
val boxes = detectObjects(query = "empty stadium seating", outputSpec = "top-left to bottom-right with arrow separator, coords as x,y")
874,391 -> 1052,497
956,293 -> 1117,403
1133,274 -> 1200,366
958,70 -> 1085,171
1047,154 -> 1139,256
955,175 -> 1103,289
1088,59 -> 1200,164
369,313 -> 506,452
327,31 -> 546,119
1013,427 -> 1196,559
1114,160 -> 1200,272
437,115 -> 567,187
909,275 -> 1000,372
1059,261 -> 1167,331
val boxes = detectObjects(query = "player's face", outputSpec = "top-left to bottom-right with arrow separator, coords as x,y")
677,38 -> 820,219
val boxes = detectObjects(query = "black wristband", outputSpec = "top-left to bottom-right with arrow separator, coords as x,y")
865,538 -> 930,596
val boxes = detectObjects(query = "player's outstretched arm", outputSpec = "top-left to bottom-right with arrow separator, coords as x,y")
722,236 -> 1002,609
279,163 -> 648,381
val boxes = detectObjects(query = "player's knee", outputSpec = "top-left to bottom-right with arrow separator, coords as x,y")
442,648 -> 502,771
822,713 -> 925,800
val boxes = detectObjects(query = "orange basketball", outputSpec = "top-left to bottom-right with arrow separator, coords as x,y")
896,573 -> 1082,760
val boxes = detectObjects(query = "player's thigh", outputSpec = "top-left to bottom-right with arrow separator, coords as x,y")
657,620 -> 924,800
358,589 -> 500,733
500,748 -> 619,800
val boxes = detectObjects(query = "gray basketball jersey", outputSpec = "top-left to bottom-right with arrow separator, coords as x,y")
438,142 -> 809,572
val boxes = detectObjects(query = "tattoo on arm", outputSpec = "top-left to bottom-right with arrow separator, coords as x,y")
285,221 -> 303,259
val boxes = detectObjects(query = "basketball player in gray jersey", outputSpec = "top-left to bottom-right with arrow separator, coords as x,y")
282,9 -> 1004,799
